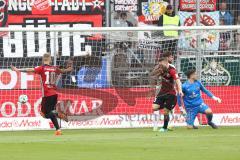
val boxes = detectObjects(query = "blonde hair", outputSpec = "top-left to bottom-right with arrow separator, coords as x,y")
43,53 -> 51,58
42,53 -> 51,64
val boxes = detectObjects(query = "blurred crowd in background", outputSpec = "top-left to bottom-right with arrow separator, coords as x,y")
110,0 -> 240,52
111,0 -> 240,27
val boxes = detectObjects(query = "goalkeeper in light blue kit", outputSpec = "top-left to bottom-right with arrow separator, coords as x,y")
178,69 -> 222,129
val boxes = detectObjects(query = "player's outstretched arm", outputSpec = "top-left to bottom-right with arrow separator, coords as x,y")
58,58 -> 74,73
212,96 -> 222,103
149,64 -> 162,87
198,81 -> 222,103
150,64 -> 163,78
177,87 -> 187,117
176,79 -> 184,97
11,65 -> 35,73
58,66 -> 73,73
147,64 -> 162,98
168,67 -> 183,97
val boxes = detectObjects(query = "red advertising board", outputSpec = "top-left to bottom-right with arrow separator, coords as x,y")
0,68 -> 239,129
180,0 -> 216,11
0,69 -> 239,118
0,86 -> 239,118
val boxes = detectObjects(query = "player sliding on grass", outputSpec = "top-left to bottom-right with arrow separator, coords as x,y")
11,53 -> 73,136
178,69 -> 222,129
150,56 -> 183,132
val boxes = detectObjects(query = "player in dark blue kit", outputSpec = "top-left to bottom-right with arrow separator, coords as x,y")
178,69 -> 222,129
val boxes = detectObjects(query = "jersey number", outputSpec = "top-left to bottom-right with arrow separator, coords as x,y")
45,72 -> 56,85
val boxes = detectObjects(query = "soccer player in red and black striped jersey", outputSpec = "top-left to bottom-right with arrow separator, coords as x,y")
11,53 -> 73,135
150,57 -> 183,132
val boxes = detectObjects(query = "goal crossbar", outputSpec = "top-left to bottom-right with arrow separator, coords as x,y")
1,25 -> 240,32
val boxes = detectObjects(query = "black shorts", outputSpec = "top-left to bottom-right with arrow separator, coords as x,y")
153,94 -> 177,111
41,94 -> 58,114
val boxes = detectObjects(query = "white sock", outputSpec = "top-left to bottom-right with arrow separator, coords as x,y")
153,111 -> 160,130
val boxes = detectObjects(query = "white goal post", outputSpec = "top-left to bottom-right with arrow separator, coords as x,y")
0,26 -> 239,131
0,25 -> 239,31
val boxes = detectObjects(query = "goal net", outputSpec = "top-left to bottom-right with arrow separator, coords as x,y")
0,26 -> 239,130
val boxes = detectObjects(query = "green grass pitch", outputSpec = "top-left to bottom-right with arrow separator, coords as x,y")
0,127 -> 239,160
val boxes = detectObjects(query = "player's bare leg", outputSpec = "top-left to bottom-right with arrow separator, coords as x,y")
57,111 -> 69,122
152,104 -> 160,131
56,102 -> 69,122
168,108 -> 175,130
204,108 -> 218,129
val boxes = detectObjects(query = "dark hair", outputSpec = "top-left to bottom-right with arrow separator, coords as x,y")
186,68 -> 196,79
120,12 -> 127,18
166,5 -> 173,10
158,57 -> 167,62
162,52 -> 173,58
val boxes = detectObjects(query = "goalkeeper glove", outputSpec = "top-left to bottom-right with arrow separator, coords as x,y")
212,96 -> 222,103
179,106 -> 187,118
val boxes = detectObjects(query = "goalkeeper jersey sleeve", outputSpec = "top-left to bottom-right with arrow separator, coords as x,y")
181,80 -> 214,108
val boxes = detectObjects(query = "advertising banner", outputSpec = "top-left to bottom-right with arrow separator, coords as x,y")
8,0 -> 105,15
213,114 -> 240,126
114,0 -> 138,12
77,58 -> 110,88
138,0 -> 168,22
180,0 -> 217,11
1,113 -> 239,131
0,0 -> 105,57
0,85 -> 239,130
180,55 -> 240,86
178,11 -> 220,51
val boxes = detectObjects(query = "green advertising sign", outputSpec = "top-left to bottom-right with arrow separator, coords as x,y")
180,55 -> 240,86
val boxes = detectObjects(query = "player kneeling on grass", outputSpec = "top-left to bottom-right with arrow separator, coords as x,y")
178,69 -> 222,129
11,53 -> 73,136
150,57 -> 183,132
